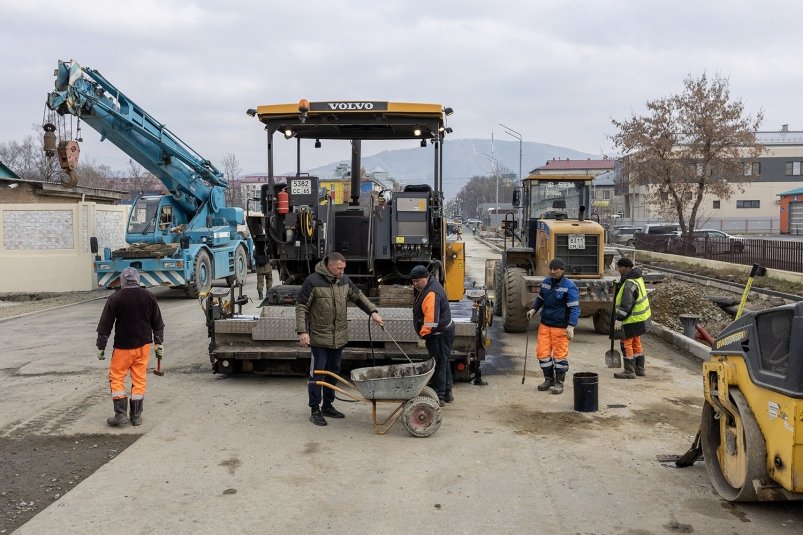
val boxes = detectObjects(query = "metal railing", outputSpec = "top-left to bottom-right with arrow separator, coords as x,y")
639,236 -> 803,272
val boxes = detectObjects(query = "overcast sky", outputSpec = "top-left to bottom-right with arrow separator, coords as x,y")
2,0 -> 802,178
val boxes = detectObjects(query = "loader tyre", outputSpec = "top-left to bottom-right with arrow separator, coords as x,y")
401,396 -> 442,438
503,267 -> 529,333
700,388 -> 768,502
186,250 -> 212,298
493,260 -> 504,316
225,245 -> 248,286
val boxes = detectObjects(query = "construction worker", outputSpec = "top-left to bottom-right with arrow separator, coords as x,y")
526,258 -> 580,394
612,257 -> 652,379
96,267 -> 164,427
297,252 -> 384,426
254,235 -> 272,300
411,265 -> 455,406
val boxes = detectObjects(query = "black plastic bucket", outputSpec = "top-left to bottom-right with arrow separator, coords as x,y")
573,372 -> 598,412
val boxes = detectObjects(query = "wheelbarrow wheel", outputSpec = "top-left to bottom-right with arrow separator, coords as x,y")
401,396 -> 442,438
418,386 -> 439,403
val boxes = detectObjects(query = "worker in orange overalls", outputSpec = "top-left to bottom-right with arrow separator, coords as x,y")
526,258 -> 580,394
96,267 -> 164,427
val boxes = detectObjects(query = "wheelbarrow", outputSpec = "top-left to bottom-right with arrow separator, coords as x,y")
309,358 -> 442,437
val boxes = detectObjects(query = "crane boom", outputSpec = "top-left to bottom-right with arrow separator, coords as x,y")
45,59 -> 250,297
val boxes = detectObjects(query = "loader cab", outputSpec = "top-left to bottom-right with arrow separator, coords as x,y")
525,177 -> 590,221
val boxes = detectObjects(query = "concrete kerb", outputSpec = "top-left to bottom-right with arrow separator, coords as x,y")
649,322 -> 711,362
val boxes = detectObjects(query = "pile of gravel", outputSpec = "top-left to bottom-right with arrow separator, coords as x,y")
648,278 -> 788,337
649,280 -> 733,335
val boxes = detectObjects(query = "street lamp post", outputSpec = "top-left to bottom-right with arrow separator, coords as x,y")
499,123 -> 523,185
481,152 -> 499,214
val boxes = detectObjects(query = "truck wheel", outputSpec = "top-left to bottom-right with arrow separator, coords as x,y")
502,267 -> 529,333
186,250 -> 212,298
593,310 -> 613,334
401,396 -> 442,438
700,388 -> 768,502
493,260 -> 504,316
226,245 -> 248,286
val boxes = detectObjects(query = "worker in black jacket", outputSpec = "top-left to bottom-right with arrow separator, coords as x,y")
96,267 -> 164,427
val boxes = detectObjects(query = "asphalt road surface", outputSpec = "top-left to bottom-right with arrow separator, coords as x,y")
2,235 -> 802,534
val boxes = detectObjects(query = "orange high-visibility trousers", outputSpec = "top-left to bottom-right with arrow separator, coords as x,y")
109,344 -> 150,400
622,336 -> 643,358
536,325 -> 569,360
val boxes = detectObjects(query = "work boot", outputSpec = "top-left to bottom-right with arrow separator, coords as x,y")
550,372 -> 565,395
537,366 -> 555,391
321,402 -> 345,419
614,359 -> 637,379
444,389 -> 454,403
310,407 -> 327,426
129,398 -> 144,426
106,397 -> 129,427
257,290 -> 263,300
635,356 -> 646,377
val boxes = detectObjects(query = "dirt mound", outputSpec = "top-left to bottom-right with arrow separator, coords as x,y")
649,281 -> 733,335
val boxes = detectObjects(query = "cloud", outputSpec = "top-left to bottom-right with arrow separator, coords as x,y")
2,0 -> 803,176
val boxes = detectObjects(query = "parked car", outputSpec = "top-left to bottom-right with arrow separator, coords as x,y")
608,225 -> 641,245
670,229 -> 745,255
630,223 -> 681,250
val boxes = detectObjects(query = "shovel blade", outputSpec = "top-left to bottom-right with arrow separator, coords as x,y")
605,349 -> 621,368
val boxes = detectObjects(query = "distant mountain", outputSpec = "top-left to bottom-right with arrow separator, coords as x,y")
289,138 -> 598,200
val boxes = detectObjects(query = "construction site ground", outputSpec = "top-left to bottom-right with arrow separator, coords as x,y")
1,234 -> 802,533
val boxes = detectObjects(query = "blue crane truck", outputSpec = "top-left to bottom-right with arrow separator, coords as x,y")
46,60 -> 250,297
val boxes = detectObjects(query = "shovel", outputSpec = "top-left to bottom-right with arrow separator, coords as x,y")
604,290 -> 622,368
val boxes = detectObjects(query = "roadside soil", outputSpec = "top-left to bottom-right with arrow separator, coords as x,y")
0,434 -> 139,533
0,290 -> 111,322
0,288 -> 125,533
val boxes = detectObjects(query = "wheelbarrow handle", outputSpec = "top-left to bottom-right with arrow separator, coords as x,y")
308,380 -> 365,402
312,369 -> 357,390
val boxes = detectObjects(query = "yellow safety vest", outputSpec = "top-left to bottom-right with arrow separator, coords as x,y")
615,276 -> 651,324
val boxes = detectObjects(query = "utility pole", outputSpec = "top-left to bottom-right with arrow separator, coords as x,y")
491,132 -> 498,213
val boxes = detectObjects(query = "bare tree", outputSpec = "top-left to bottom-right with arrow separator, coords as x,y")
0,129 -> 60,182
220,153 -> 243,207
449,167 -> 516,219
611,73 -> 764,234
124,159 -> 160,193
74,158 -> 118,189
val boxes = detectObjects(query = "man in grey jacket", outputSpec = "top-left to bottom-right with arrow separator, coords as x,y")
296,252 -> 384,426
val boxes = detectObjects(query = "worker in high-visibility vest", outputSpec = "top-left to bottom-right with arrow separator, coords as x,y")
612,257 -> 652,379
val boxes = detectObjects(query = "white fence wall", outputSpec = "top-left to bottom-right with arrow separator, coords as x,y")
0,203 -> 128,293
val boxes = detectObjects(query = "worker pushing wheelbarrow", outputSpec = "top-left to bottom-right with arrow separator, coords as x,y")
309,358 -> 442,437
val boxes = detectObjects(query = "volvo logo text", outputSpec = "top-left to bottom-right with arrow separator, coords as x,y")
327,102 -> 375,110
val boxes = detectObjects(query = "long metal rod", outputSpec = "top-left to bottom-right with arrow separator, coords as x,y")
379,325 -> 414,363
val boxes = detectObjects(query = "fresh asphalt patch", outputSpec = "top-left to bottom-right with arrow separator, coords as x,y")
0,433 -> 140,533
